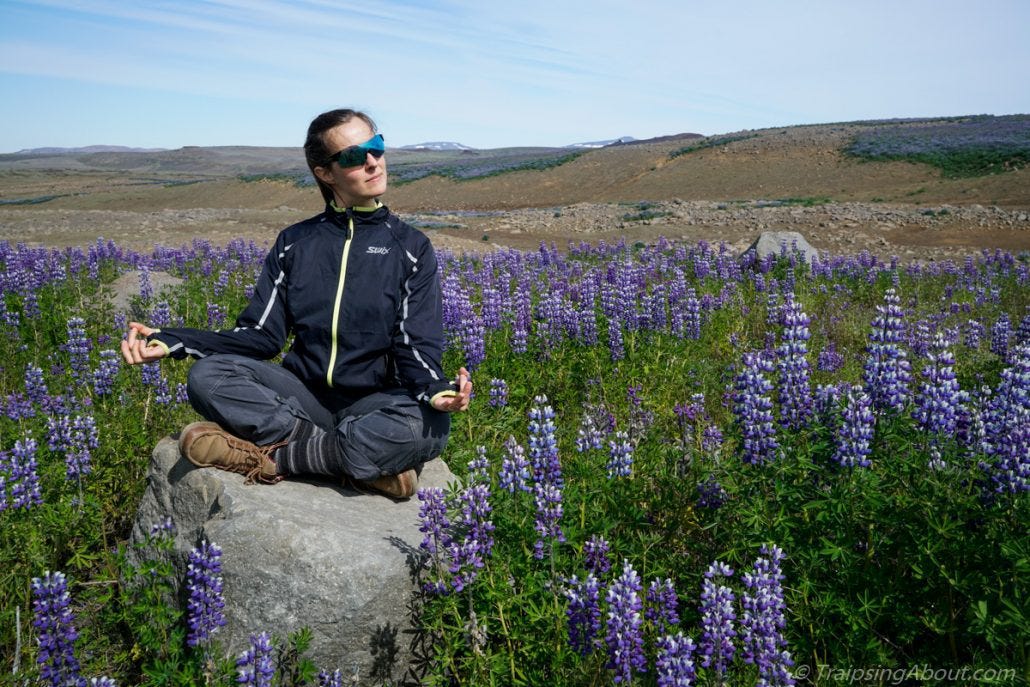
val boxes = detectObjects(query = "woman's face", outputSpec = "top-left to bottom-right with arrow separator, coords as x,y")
314,118 -> 388,207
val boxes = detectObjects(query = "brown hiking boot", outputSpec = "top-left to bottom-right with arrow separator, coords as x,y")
179,421 -> 285,484
351,469 -> 418,500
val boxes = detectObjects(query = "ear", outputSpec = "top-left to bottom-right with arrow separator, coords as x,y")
313,165 -> 335,186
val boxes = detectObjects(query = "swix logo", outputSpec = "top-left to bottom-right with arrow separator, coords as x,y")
366,246 -> 390,255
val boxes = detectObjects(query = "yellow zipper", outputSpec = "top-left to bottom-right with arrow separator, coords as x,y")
325,215 -> 353,388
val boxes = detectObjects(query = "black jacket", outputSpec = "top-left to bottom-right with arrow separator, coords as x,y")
151,204 -> 453,406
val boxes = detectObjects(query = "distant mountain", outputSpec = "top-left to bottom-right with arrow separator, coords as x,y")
566,136 -> 637,149
400,142 -> 475,151
14,145 -> 167,155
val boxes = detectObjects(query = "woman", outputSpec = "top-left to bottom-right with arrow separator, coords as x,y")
121,108 -> 471,499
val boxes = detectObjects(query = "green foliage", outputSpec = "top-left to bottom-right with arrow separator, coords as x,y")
668,133 -> 759,159
620,201 -> 672,223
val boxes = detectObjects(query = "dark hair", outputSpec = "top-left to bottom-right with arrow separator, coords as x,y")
304,109 -> 378,204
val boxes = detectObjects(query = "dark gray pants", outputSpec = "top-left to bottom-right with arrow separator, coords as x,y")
185,354 -> 450,480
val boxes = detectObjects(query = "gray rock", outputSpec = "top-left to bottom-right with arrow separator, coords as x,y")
105,270 -> 185,318
130,436 -> 457,684
743,231 -> 820,266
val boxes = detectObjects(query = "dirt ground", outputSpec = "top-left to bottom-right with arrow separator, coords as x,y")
2,123 -> 1028,261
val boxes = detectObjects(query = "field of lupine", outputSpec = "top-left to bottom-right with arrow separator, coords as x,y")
1,235 -> 1028,686
846,114 -> 1030,178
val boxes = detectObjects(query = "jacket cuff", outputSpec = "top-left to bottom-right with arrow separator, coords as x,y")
147,331 -> 185,359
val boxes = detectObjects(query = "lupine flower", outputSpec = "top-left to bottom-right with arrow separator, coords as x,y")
498,435 -> 530,493
317,669 -> 343,687
608,319 -> 625,361
832,386 -> 875,469
964,319 -> 985,349
979,343 -> 1030,495
149,301 -> 172,328
817,342 -> 844,372
605,560 -> 646,683
48,414 -> 99,480
740,545 -> 795,687
564,573 -> 602,656
776,294 -> 813,429
528,396 -> 565,558
417,487 -> 452,594
991,313 -> 1011,361
447,481 -> 495,592
646,578 -> 680,633
92,350 -> 121,397
138,265 -> 153,302
488,378 -> 508,408
148,516 -> 176,538
863,288 -> 912,412
64,317 -> 92,384
468,446 -> 490,485
583,534 -> 612,575
912,333 -> 963,437
576,408 -> 607,453
656,632 -> 697,687
236,631 -> 276,687
606,431 -> 633,478
733,352 -> 780,465
696,476 -> 728,509
32,570 -> 83,687
698,561 -> 736,677
683,288 -> 702,340
185,540 -> 227,647
24,364 -> 50,406
89,678 -> 116,686
206,302 -> 225,329
627,384 -> 654,440
2,436 -> 43,511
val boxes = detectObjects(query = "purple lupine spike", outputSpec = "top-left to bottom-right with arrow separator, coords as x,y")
979,343 -> 1030,496
696,476 -> 727,509
912,333 -> 963,437
488,378 -> 508,408
64,317 -> 92,384
92,350 -> 121,397
646,578 -> 680,633
832,386 -> 875,469
656,632 -> 697,687
498,436 -> 530,494
776,293 -> 813,429
964,319 -> 985,349
991,312 -> 1011,362
417,487 -> 452,594
863,288 -> 912,412
317,669 -> 343,687
740,545 -> 796,686
608,318 -> 625,361
138,264 -> 153,302
5,436 -> 43,510
32,570 -> 84,687
24,364 -> 50,406
606,431 -> 633,479
698,561 -> 736,677
468,446 -> 490,485
817,341 -> 844,373
447,481 -> 495,592
605,560 -> 646,683
583,534 -> 612,575
148,301 -> 172,328
528,395 -> 565,558
563,573 -> 602,656
733,352 -> 779,465
206,302 -> 225,329
236,631 -> 276,687
89,678 -> 117,686
185,540 -> 227,647
683,288 -> 702,340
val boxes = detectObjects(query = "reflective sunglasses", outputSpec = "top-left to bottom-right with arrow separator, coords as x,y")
326,133 -> 385,168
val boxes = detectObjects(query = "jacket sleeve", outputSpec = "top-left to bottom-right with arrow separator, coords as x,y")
393,237 -> 455,404
148,236 -> 292,360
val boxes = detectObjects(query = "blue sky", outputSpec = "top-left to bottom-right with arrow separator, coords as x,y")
1,0 -> 1028,152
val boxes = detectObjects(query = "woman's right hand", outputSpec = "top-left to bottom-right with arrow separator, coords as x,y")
120,321 -> 168,365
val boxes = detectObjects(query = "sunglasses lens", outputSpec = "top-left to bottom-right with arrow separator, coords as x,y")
332,134 -> 385,167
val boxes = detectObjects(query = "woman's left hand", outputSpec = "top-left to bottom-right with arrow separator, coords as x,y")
432,367 -> 472,412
